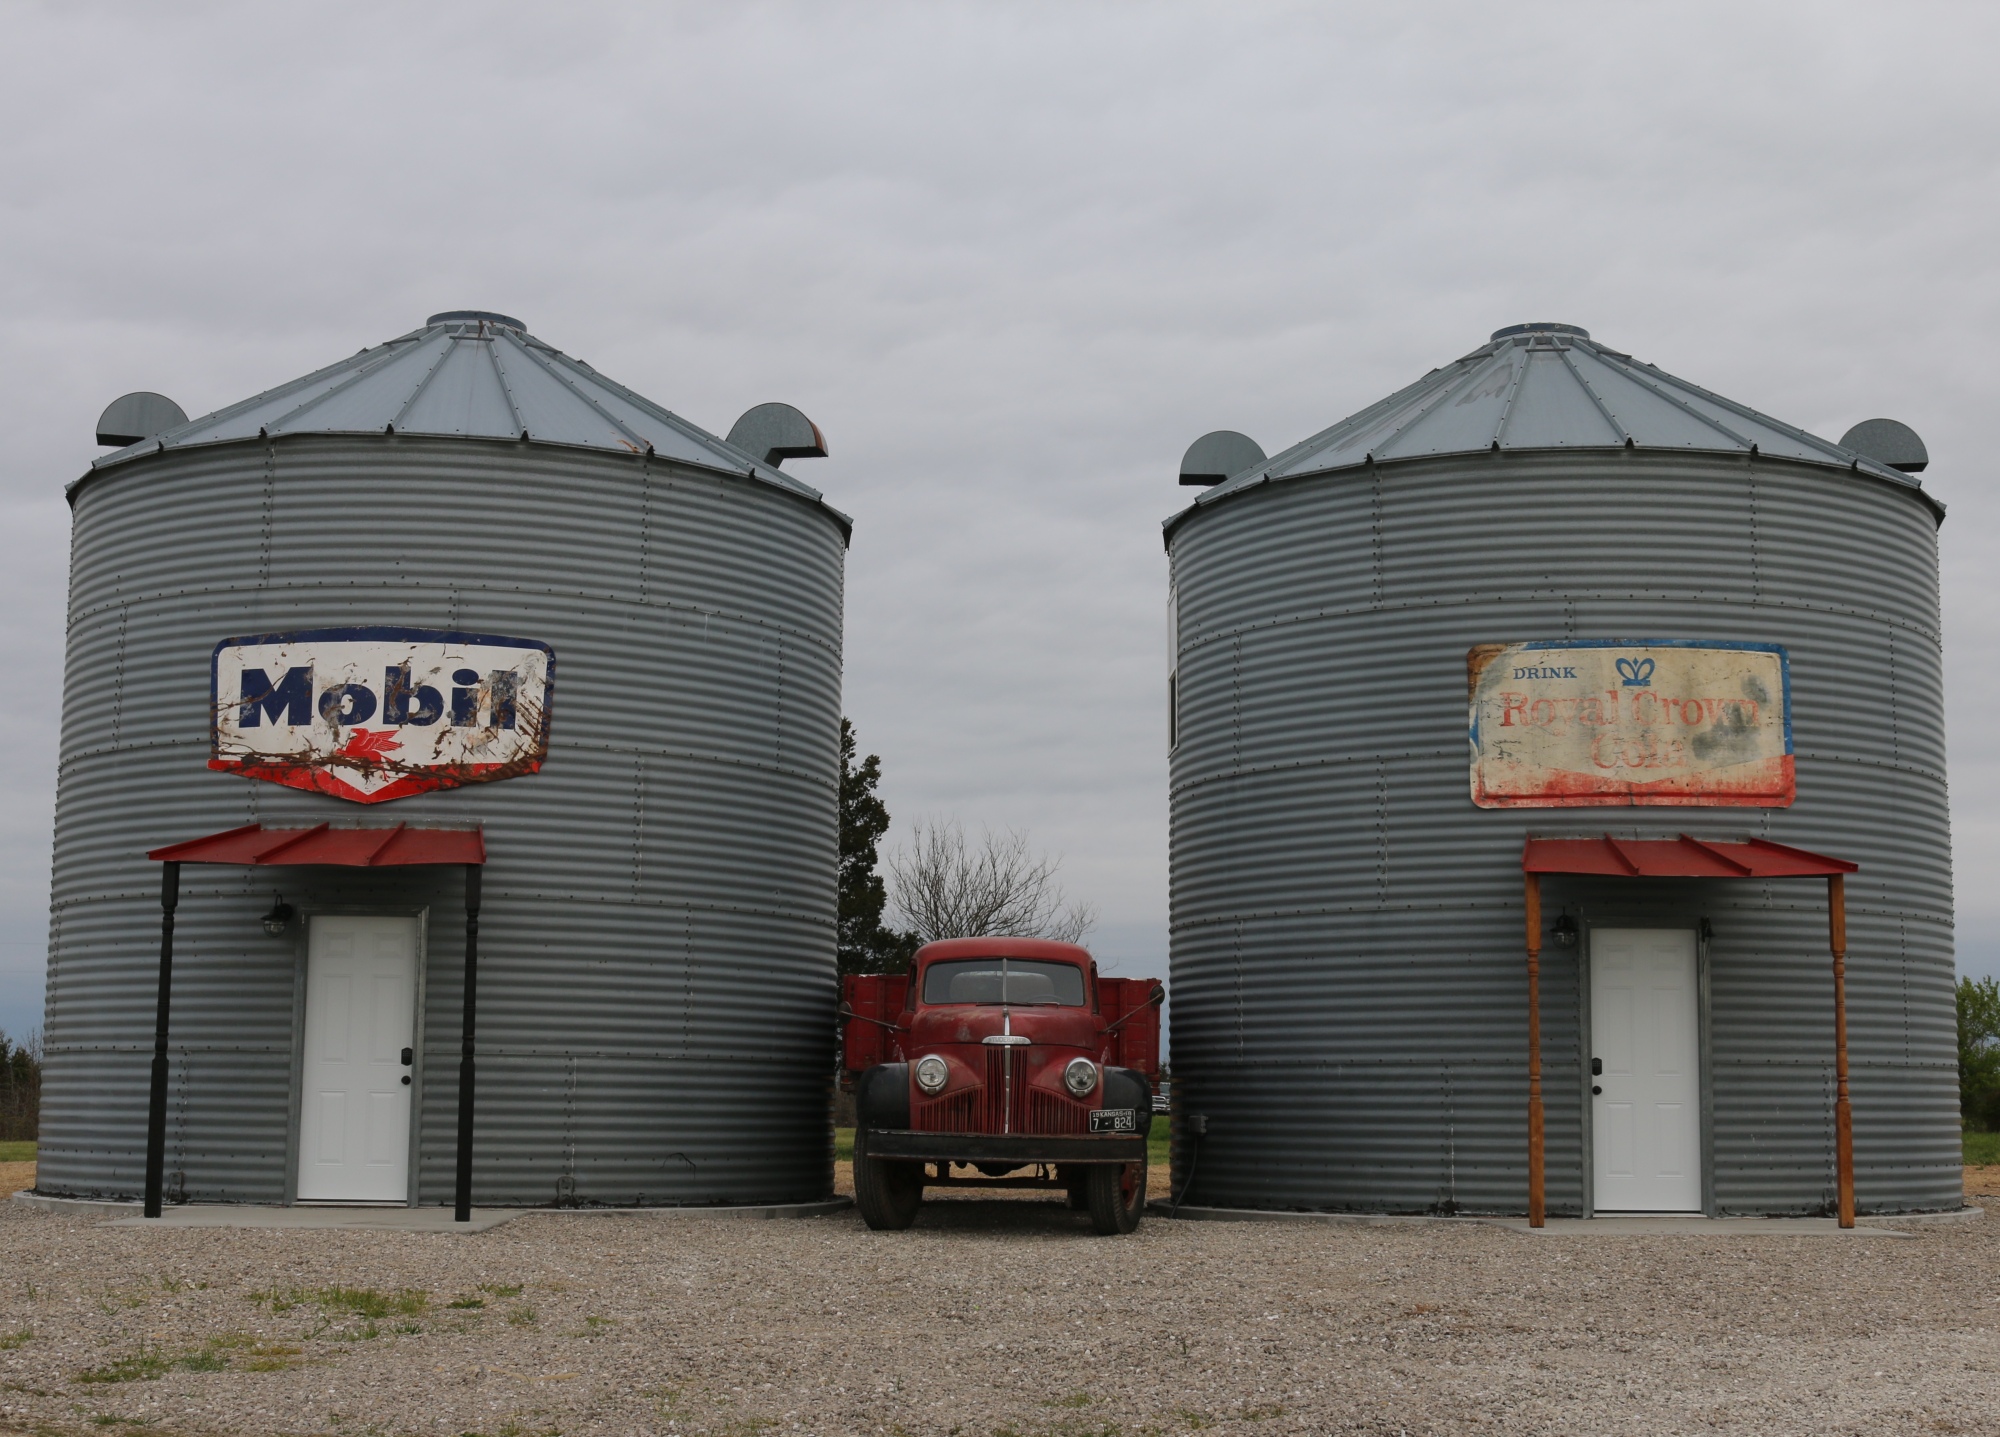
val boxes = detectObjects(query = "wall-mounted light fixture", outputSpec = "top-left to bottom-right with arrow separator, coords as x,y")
1551,911 -> 1580,949
261,896 -> 296,936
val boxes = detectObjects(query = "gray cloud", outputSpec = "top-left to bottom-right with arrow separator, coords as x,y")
2,0 -> 1996,1034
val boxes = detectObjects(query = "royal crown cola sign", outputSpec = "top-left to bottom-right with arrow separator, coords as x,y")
1467,640 -> 1793,808
210,627 -> 554,804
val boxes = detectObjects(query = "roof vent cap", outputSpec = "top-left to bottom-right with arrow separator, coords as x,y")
1838,418 -> 1927,473
426,310 -> 526,331
1180,430 -> 1267,486
1490,321 -> 1590,342
96,391 -> 188,447
726,403 -> 827,468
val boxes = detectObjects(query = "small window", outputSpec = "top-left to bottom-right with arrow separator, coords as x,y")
921,958 -> 1087,1007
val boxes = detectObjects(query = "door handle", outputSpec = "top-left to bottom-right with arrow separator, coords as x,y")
1592,1085 -> 1602,1095
401,1075 -> 412,1086
401,1047 -> 414,1066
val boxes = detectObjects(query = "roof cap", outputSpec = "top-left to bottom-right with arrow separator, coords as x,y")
1491,321 -> 1590,341
426,310 -> 526,331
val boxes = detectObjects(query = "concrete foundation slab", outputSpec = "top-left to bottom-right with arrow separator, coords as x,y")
15,1190 -> 851,1229
1154,1201 -> 1975,1237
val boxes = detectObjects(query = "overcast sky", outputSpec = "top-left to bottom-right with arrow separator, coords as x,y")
2,1 -> 1996,1040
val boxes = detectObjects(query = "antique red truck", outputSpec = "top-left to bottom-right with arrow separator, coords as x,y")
839,937 -> 1164,1234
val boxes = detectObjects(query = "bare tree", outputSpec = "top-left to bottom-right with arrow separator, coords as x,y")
888,820 -> 1096,946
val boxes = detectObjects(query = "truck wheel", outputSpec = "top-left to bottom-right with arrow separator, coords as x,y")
853,1129 -> 923,1231
1085,1160 -> 1147,1235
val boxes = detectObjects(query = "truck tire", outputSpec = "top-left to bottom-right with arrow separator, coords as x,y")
1085,1160 -> 1146,1235
853,1129 -> 923,1231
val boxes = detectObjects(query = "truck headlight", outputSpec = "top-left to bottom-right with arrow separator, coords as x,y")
1064,1057 -> 1098,1097
914,1055 -> 949,1095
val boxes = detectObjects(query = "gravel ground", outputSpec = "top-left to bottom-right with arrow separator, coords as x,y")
0,1185 -> 1994,1437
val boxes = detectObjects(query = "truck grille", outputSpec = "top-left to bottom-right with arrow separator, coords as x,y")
911,1050 -> 1091,1135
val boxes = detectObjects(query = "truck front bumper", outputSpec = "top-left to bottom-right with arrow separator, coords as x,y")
864,1130 -> 1147,1165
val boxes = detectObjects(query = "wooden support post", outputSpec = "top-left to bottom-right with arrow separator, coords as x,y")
1525,871 -> 1545,1228
454,864 -> 482,1224
1829,873 -> 1855,1229
143,862 -> 180,1219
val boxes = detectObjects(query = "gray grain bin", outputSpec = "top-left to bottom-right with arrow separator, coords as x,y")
1165,322 -> 1956,1218
43,311 -> 848,1210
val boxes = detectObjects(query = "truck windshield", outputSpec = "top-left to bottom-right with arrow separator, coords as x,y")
921,958 -> 1087,1007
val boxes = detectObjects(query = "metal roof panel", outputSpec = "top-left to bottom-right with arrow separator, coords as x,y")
1175,324 -> 1935,533
1496,348 -> 1624,450
80,315 -> 839,522
394,335 -> 522,437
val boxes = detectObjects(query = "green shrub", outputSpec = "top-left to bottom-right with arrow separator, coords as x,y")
0,1031 -> 39,1144
1960,977 -> 2000,1130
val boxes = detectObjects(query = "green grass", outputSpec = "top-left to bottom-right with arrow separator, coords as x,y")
252,1285 -> 427,1318
1966,1131 -> 2000,1166
79,1333 -> 304,1383
0,1141 -> 33,1163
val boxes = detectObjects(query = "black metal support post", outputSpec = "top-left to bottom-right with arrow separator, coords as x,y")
454,863 -> 482,1222
143,862 -> 181,1219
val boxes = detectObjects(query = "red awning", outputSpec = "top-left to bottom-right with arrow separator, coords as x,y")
1522,834 -> 1856,879
147,822 -> 486,867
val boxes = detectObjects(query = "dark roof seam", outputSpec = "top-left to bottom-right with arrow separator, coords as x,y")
510,334 -> 654,452
389,333 -> 462,430
485,334 -> 528,435
93,344 -> 395,467
547,351 -> 824,499
1243,367 -> 1463,493
1556,346 -> 1631,444
1489,352 -> 1531,448
1372,348 -> 1513,459
262,331 -> 448,437
1581,344 -> 1755,449
1630,358 -> 1897,476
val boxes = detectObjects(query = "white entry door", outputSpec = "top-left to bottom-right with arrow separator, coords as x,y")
297,915 -> 418,1202
1591,929 -> 1701,1213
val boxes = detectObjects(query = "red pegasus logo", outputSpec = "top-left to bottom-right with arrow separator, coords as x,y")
336,728 -> 404,762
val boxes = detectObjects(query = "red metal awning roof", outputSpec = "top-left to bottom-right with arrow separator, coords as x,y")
147,823 -> 486,867
1522,834 -> 1856,879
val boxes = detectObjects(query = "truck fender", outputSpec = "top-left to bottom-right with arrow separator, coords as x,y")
1103,1066 -> 1152,1134
856,1062 -> 911,1131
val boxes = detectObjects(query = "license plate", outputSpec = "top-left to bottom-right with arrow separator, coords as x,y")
1089,1108 -> 1138,1134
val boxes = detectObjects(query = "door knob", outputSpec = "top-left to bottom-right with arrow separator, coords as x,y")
1592,1085 -> 1602,1095
401,1047 -> 414,1066
401,1075 -> 411,1086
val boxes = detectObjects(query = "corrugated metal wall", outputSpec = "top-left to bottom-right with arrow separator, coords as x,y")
1166,449 -> 1957,1215
42,435 -> 844,1205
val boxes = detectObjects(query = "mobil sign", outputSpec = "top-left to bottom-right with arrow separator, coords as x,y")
1467,639 -> 1793,809
211,627 -> 554,804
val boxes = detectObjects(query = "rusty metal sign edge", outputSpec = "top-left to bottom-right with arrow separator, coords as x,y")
1467,638 -> 1794,810
208,625 -> 556,805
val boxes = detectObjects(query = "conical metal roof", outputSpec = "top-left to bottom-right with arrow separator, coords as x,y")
1170,322 -> 1937,534
80,310 -> 846,529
